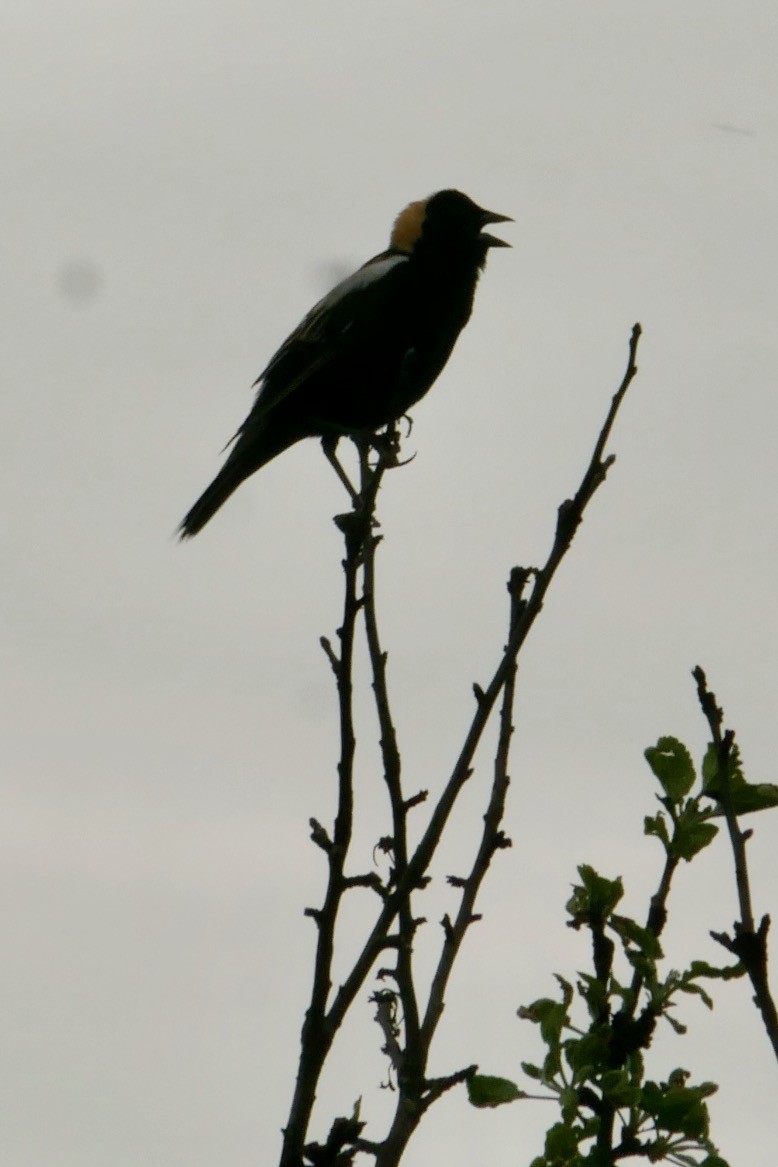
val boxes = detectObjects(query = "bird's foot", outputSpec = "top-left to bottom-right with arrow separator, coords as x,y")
368,426 -> 415,470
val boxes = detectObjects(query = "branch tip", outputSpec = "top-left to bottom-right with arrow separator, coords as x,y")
309,818 -> 333,852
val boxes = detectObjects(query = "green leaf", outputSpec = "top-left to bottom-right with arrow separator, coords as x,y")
671,804 -> 718,860
611,913 -> 663,959
641,1080 -> 712,1138
645,737 -> 696,801
692,1081 -> 719,1101
467,1074 -> 527,1107
576,973 -> 608,1021
565,1029 -> 609,1076
644,812 -> 670,848
521,1061 -> 544,1082
700,743 -> 778,813
519,997 -> 569,1046
539,1001 -> 569,1046
600,1068 -> 641,1108
701,742 -> 719,786
686,959 -> 744,982
567,865 -> 623,924
543,1046 -> 563,1078
544,1121 -> 579,1159
624,950 -> 656,983
554,974 -> 575,1009
559,1085 -> 580,1123
702,741 -> 744,792
678,980 -> 714,1010
712,782 -> 778,815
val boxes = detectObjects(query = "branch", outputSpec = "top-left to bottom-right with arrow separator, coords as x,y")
361,461 -> 422,1098
338,319 -> 640,1025
369,325 -> 643,1167
420,568 -> 523,1053
693,665 -> 778,1064
280,451 -> 377,1167
280,326 -> 643,1165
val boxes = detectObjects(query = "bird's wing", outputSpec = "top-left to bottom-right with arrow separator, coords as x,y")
248,250 -> 410,419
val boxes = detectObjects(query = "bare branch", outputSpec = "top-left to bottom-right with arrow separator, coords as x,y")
280,326 -> 643,1166
309,818 -> 333,852
343,872 -> 387,897
319,636 -> 340,676
280,460 -> 374,1167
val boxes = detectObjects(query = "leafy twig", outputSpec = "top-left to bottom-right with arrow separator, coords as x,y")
693,665 -> 778,1064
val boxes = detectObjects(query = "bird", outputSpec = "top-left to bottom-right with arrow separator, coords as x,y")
178,189 -> 511,538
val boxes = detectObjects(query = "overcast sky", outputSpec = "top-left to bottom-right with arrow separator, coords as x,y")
4,2 -> 778,1164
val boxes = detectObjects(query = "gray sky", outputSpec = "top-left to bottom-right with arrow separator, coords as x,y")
4,1 -> 778,1163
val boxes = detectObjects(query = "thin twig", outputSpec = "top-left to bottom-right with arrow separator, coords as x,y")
372,573 -> 525,1167
361,503 -> 423,1096
421,569 -> 523,1051
279,466 -> 370,1167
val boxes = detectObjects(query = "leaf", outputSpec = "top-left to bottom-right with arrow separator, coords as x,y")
645,737 -> 696,801
686,959 -> 744,983
544,1121 -> 579,1159
711,782 -> 778,816
567,865 -> 623,924
600,1068 -> 641,1108
554,974 -> 574,1009
702,741 -> 744,789
644,812 -> 670,848
564,1029 -> 609,1076
700,744 -> 778,813
671,804 -> 718,860
641,1080 -> 713,1138
678,980 -> 714,1010
519,998 -> 568,1045
611,913 -> 663,959
701,742 -> 719,786
467,1074 -> 527,1108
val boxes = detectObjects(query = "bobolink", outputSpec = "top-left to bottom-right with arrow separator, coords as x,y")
179,189 -> 510,538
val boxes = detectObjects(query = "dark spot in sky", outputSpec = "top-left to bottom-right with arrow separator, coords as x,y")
711,123 -> 755,136
57,259 -> 103,305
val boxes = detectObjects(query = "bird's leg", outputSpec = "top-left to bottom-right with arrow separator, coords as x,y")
321,435 -> 359,502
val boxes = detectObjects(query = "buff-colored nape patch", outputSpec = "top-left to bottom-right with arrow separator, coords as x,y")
390,199 -> 427,253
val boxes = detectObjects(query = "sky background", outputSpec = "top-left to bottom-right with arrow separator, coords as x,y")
4,1 -> 778,1163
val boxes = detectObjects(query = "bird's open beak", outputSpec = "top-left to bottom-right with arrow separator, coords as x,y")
479,208 -> 513,248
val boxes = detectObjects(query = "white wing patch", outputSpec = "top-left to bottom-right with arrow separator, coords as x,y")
249,251 -> 408,410
316,252 -> 408,309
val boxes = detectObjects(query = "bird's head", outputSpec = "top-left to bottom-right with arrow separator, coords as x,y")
390,189 -> 512,266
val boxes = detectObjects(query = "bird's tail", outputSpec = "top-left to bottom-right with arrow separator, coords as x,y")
178,459 -> 248,539
178,425 -> 303,539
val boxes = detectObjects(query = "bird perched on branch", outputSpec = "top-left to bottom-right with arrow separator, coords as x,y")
178,189 -> 511,538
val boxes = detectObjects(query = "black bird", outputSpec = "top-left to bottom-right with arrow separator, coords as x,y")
179,189 -> 511,538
